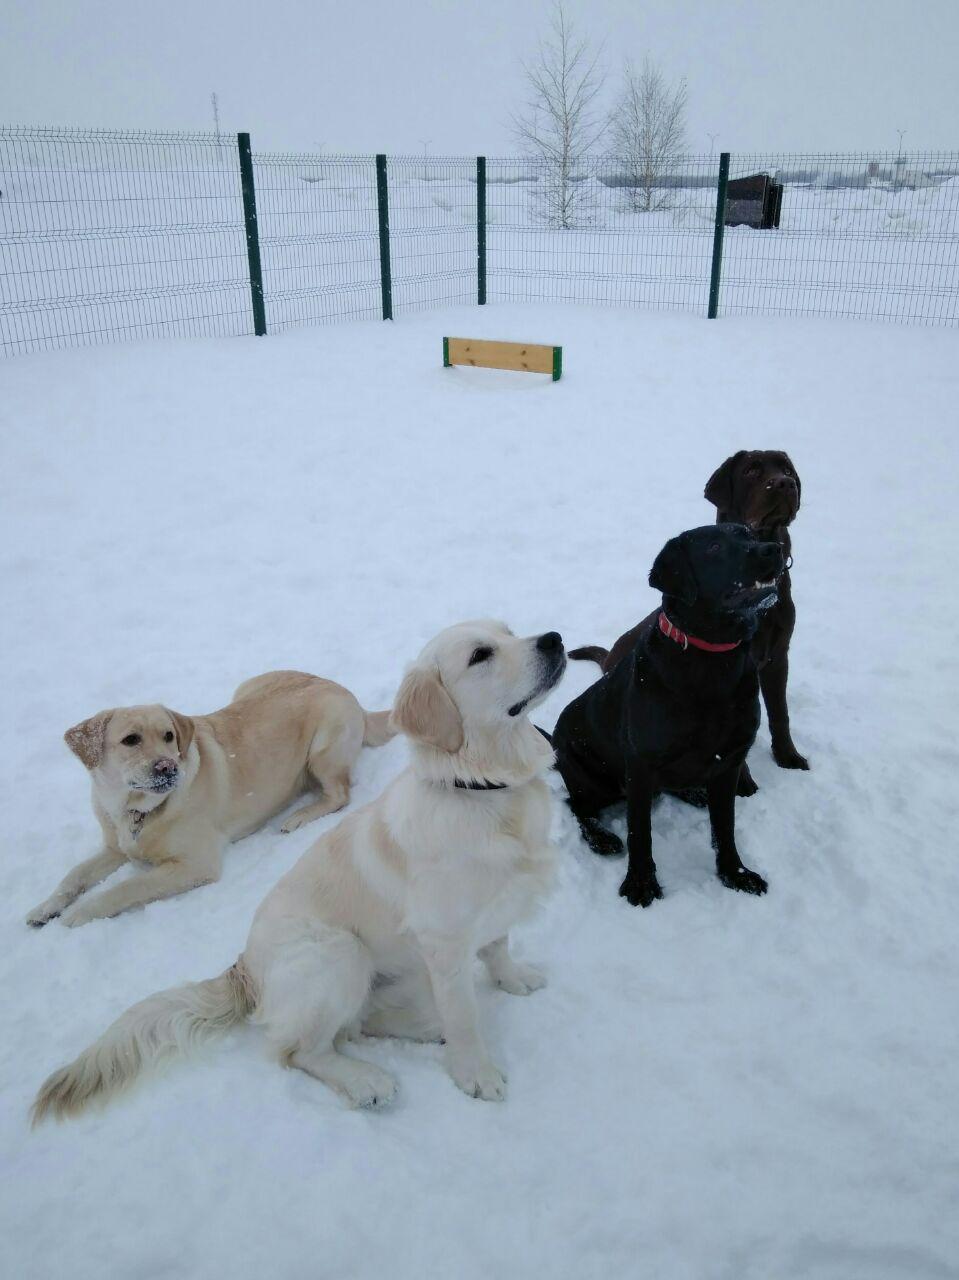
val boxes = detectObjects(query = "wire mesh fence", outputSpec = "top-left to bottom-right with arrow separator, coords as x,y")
485,154 -> 720,312
251,152 -> 380,331
0,126 -> 253,355
386,156 -> 477,314
721,152 -> 959,325
2,126 -> 958,359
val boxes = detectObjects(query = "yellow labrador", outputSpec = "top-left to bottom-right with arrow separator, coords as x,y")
32,622 -> 566,1122
27,671 -> 394,929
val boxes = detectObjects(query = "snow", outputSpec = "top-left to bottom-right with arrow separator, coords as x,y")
2,303 -> 958,1279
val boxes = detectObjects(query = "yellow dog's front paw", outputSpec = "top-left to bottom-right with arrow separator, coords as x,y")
59,902 -> 98,928
26,901 -> 61,928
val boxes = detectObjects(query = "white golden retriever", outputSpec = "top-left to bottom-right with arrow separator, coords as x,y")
27,672 -> 394,929
31,622 -> 566,1122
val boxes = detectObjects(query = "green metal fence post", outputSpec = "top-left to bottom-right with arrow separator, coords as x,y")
236,132 -> 267,336
477,156 -> 487,305
707,151 -> 730,319
375,154 -> 393,321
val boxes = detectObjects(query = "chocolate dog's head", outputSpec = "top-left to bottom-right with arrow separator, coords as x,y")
649,524 -> 784,643
704,450 -> 801,532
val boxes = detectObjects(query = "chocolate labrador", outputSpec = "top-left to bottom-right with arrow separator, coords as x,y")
571,450 -> 806,794
553,524 -> 783,907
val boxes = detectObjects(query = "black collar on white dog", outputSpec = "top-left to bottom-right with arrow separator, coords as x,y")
453,778 -> 510,791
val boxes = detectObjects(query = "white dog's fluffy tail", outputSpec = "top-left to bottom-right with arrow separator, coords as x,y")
363,709 -> 396,748
31,963 -> 255,1126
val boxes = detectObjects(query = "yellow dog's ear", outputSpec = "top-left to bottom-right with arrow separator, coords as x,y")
165,709 -> 196,760
390,667 -> 464,754
64,713 -> 112,769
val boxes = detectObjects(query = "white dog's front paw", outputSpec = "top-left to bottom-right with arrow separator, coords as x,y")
494,962 -> 546,996
341,1062 -> 398,1109
449,1056 -> 508,1102
26,901 -> 62,928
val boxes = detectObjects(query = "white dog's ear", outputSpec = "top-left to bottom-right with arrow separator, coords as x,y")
64,713 -> 112,770
165,709 -> 195,760
391,667 -> 464,753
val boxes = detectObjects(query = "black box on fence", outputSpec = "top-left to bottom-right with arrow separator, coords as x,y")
724,173 -> 783,229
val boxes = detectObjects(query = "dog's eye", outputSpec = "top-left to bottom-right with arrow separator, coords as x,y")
707,542 -> 721,555
745,463 -> 761,475
163,731 -> 175,743
121,733 -> 141,747
469,646 -> 494,667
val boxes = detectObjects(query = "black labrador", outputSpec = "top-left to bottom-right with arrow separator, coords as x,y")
552,524 -> 783,907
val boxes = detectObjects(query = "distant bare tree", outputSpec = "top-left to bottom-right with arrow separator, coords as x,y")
512,2 -> 606,228
609,59 -> 687,212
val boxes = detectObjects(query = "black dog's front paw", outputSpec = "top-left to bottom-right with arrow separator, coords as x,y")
736,768 -> 759,798
772,742 -> 809,771
579,818 -> 624,858
718,865 -> 768,896
619,874 -> 663,908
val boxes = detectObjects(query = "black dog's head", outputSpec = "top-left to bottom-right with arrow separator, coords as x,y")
704,450 -> 801,532
649,524 -> 784,642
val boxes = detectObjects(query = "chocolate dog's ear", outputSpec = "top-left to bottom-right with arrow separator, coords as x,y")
704,451 -> 747,513
649,537 -> 698,605
64,713 -> 112,770
165,709 -> 196,760
390,666 -> 464,754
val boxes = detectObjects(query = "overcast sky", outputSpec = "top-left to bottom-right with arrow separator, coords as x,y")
1,0 -> 956,156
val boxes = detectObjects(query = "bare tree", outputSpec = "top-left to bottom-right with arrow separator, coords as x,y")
512,2 -> 606,228
608,59 -> 687,212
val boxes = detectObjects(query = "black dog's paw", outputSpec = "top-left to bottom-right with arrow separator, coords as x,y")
671,786 -> 708,809
579,819 -> 624,858
772,743 -> 809,771
718,865 -> 768,896
619,874 -> 664,908
736,770 -> 759,798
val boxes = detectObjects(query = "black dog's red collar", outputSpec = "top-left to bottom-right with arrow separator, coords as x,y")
658,611 -> 741,653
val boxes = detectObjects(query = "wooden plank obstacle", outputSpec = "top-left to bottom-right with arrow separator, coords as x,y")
443,337 -> 562,381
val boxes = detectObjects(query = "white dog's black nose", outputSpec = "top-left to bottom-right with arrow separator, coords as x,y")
537,631 -> 563,653
153,757 -> 177,776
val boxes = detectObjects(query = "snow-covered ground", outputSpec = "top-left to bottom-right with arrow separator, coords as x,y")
2,303 -> 958,1279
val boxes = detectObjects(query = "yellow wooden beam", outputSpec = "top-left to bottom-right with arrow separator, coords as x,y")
444,337 -> 562,380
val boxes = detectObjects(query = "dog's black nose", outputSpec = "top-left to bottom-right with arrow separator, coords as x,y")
153,757 -> 176,776
537,631 -> 563,653
758,544 -> 785,574
769,475 -> 797,491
